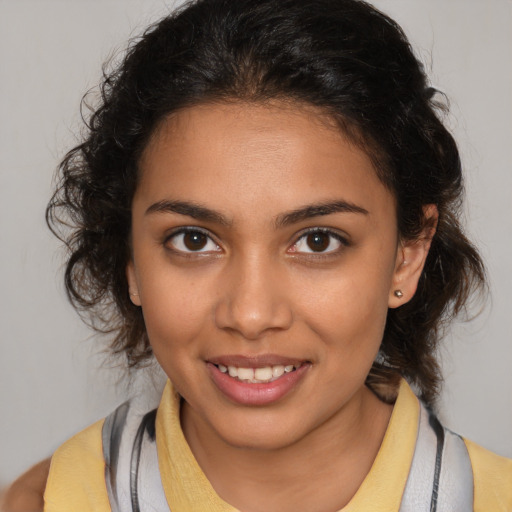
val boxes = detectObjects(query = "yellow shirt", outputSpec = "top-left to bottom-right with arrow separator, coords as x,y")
44,380 -> 512,511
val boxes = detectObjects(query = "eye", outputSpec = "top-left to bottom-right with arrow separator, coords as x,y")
165,228 -> 220,254
290,229 -> 347,254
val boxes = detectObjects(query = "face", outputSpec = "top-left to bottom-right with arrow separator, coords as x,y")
127,101 -> 425,451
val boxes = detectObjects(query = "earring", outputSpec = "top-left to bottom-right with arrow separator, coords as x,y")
393,290 -> 403,298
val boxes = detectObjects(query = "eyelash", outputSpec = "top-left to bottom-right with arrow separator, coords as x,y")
163,226 -> 349,257
164,227 -> 221,255
289,228 -> 349,256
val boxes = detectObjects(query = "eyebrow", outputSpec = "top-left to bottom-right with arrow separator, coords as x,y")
275,200 -> 369,227
145,200 -> 231,226
145,199 -> 368,228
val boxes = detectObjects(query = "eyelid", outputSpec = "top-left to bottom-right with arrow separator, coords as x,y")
163,226 -> 222,254
288,227 -> 350,254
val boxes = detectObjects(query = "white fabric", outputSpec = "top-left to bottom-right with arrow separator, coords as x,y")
436,430 -> 474,511
399,403 -> 438,511
103,394 -> 168,511
399,402 -> 473,512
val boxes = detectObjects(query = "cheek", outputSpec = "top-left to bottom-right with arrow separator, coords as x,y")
309,288 -> 389,346
137,264 -> 218,353
140,285 -> 212,385
293,257 -> 394,352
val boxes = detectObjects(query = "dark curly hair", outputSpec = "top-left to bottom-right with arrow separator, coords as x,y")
47,0 -> 485,406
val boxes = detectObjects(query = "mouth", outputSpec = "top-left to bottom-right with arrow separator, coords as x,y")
213,363 -> 302,383
206,356 -> 311,406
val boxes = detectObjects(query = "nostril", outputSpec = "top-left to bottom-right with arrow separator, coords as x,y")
214,297 -> 293,340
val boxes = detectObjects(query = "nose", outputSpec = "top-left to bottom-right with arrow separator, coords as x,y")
214,254 -> 293,340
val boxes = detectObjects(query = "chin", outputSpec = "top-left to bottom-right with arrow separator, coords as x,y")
219,424 -> 307,452
205,407 -> 318,452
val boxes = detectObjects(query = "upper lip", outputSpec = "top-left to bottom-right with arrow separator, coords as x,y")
207,354 -> 308,368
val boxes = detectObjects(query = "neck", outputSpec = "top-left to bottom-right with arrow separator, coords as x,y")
181,386 -> 393,512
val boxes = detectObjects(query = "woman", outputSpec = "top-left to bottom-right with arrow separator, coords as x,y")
3,0 -> 511,510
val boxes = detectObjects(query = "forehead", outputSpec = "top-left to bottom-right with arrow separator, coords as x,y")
136,101 -> 395,223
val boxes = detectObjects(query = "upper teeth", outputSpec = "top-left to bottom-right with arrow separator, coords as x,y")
217,364 -> 297,383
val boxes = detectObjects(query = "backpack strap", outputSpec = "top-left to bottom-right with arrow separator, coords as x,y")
399,402 -> 474,511
102,401 -> 130,512
102,401 -> 169,511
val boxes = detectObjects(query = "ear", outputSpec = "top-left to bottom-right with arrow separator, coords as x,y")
126,260 -> 142,306
388,205 -> 438,308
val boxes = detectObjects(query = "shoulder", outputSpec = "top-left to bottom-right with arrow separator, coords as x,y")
44,419 -> 111,512
50,419 -> 105,465
1,458 -> 51,512
464,438 -> 512,512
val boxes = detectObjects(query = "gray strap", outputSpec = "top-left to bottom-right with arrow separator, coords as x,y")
436,429 -> 474,512
399,403 -> 474,511
102,401 -> 169,511
102,402 -> 130,512
133,410 -> 168,511
399,404 -> 438,511
428,413 -> 445,511
130,410 -> 158,512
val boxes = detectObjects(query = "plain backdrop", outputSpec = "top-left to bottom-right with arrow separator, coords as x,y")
1,0 -> 511,486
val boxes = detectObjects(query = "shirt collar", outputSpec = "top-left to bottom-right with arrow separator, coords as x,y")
155,379 -> 419,512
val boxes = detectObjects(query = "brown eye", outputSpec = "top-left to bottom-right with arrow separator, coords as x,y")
183,231 -> 208,251
291,229 -> 345,255
167,229 -> 220,253
306,232 -> 330,252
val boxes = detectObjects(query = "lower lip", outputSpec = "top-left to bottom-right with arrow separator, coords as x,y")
207,363 -> 310,406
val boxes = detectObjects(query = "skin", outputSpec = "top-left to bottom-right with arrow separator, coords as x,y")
0,458 -> 51,512
126,100 -> 435,512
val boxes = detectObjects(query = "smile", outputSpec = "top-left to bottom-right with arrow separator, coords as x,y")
216,363 -> 300,383
207,358 -> 311,406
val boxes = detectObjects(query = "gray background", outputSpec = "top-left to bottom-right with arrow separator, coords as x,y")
1,0 -> 511,486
